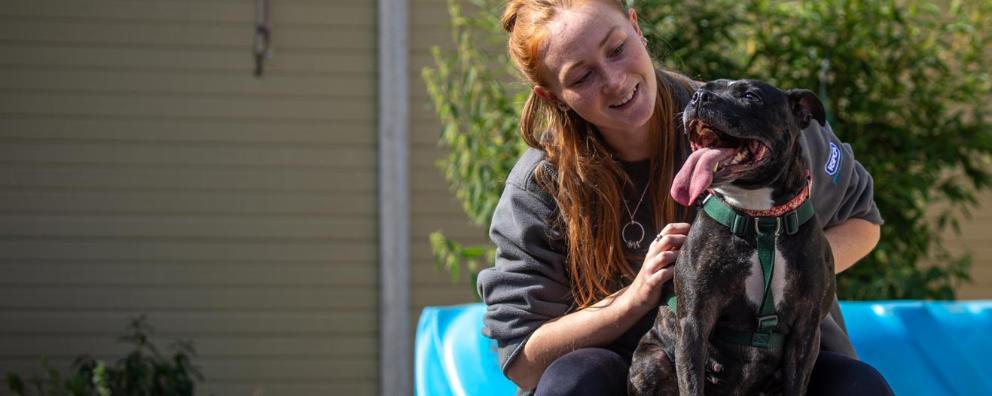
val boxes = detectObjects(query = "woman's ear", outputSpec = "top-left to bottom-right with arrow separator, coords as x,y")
533,85 -> 556,103
628,8 -> 643,36
534,85 -> 570,112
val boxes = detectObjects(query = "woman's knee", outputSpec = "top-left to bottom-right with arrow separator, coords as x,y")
534,348 -> 629,396
808,351 -> 893,396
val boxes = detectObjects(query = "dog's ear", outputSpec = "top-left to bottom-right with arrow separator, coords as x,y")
787,89 -> 826,129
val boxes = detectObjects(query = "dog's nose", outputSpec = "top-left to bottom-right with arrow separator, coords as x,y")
692,90 -> 713,104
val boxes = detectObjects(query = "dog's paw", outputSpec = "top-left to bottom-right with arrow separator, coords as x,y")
705,358 -> 725,384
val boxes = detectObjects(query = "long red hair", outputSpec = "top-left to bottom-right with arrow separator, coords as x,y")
502,0 -> 696,308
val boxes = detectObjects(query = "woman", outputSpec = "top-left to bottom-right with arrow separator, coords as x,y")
476,1 -> 892,395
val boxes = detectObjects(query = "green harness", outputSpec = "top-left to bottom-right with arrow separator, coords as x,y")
666,193 -> 815,349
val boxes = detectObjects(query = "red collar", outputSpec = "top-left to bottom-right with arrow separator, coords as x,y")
738,179 -> 811,218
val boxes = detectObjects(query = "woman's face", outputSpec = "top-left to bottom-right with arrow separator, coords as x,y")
537,1 -> 657,137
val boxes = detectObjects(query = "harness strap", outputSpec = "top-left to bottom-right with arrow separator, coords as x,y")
664,193 -> 814,349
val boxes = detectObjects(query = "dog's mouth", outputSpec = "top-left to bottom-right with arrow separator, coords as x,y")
670,119 -> 772,206
687,120 -> 771,173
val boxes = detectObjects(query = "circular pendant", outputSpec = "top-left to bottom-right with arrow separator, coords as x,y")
621,220 -> 646,250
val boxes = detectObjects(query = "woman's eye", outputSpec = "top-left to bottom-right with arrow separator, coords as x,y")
744,92 -> 761,102
611,43 -> 625,57
573,71 -> 591,85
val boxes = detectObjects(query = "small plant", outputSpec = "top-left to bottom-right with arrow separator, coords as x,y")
5,315 -> 203,396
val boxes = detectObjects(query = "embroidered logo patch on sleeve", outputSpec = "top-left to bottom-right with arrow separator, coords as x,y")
825,142 -> 843,183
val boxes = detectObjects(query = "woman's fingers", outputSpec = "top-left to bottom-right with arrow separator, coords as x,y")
660,222 -> 691,237
658,250 -> 679,264
647,223 -> 691,256
657,234 -> 686,252
648,264 -> 675,285
643,251 -> 678,275
641,250 -> 671,274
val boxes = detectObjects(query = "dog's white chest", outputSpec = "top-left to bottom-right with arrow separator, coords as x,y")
713,186 -> 774,211
744,248 -> 788,310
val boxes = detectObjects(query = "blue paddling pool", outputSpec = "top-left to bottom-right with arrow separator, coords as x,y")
416,301 -> 992,396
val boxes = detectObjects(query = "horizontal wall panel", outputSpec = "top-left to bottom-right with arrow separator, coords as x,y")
412,265 -> 482,287
1,263 -> 374,286
959,285 -> 992,299
0,190 -> 376,216
0,287 -> 376,310
0,335 -> 375,358
1,333 -> 375,356
412,192 -> 473,215
0,311 -> 375,335
0,1 -> 374,27
0,44 -> 374,74
411,170 -> 470,193
0,68 -> 374,98
0,166 -> 376,192
940,189 -> 992,298
412,289 -> 479,307
0,20 -> 373,51
0,358 -> 377,381
411,216 -> 486,239
0,117 -> 375,145
0,240 -> 376,261
1,93 -> 373,122
0,141 -> 375,169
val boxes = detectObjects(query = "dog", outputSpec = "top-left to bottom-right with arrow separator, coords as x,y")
628,79 -> 835,396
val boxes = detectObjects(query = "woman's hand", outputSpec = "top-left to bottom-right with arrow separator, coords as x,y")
620,222 -> 690,315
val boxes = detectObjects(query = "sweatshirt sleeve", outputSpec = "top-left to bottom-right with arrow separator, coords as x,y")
476,173 -> 572,375
802,122 -> 884,228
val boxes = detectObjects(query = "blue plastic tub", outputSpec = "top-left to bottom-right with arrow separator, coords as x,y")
416,301 -> 992,396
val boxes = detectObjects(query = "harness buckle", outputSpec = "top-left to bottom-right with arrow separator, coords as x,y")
757,314 -> 779,329
753,217 -> 782,236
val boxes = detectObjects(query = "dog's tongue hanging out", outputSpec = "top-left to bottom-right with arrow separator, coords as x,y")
671,147 -> 736,206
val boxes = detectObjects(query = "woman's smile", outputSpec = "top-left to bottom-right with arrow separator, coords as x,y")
609,83 -> 639,109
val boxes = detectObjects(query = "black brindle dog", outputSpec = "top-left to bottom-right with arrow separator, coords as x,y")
628,79 -> 835,396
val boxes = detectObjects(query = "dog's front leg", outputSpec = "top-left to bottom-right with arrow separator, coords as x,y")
674,286 -> 721,396
629,323 -> 679,396
782,316 -> 821,396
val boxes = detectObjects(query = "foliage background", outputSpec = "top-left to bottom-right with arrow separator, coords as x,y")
5,316 -> 202,396
423,0 -> 992,300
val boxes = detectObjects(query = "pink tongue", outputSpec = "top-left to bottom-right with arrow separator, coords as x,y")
670,147 -> 736,206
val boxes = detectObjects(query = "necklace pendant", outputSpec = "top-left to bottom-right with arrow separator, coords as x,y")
621,220 -> 646,250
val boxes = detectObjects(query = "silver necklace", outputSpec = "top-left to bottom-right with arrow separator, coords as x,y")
621,180 -> 650,249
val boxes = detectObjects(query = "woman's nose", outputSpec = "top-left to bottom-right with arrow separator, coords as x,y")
602,68 -> 625,95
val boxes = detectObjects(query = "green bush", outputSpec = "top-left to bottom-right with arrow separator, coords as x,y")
5,316 -> 203,396
424,0 -> 992,300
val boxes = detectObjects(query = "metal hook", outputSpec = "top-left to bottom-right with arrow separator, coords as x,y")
253,0 -> 272,77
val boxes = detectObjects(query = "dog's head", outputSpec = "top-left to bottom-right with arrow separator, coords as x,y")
670,79 -> 825,206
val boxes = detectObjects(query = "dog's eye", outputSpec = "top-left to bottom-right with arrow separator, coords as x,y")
743,92 -> 761,102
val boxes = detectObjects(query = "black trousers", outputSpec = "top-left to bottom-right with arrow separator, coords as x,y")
533,348 -> 894,396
